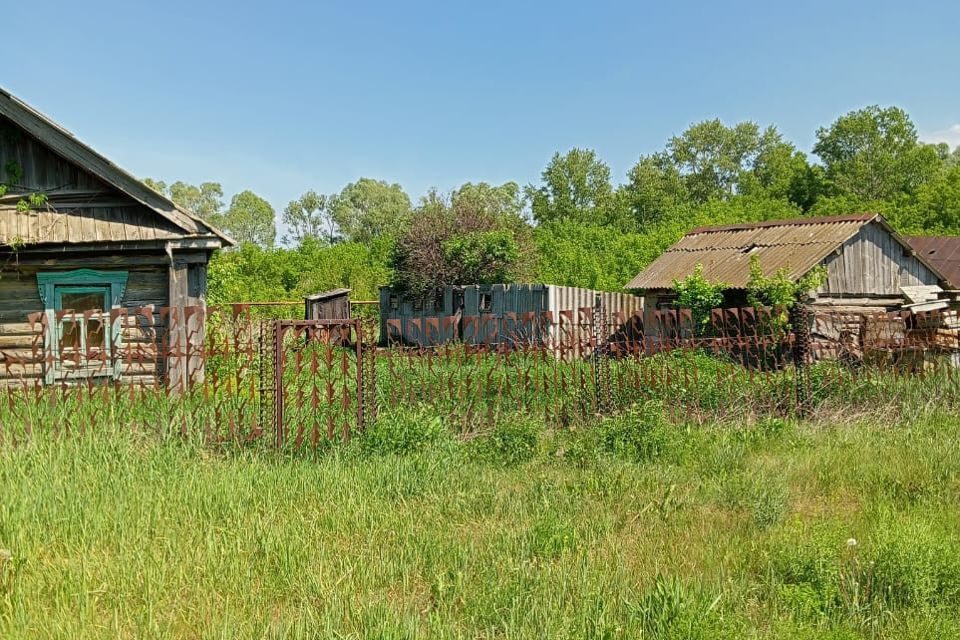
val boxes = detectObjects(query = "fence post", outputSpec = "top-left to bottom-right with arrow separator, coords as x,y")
363,317 -> 378,429
273,320 -> 285,448
791,303 -> 812,418
257,320 -> 275,437
592,294 -> 611,414
354,319 -> 366,435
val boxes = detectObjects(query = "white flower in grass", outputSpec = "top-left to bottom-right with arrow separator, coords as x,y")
846,538 -> 857,548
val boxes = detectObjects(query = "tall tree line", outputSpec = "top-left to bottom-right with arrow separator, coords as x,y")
145,105 -> 960,302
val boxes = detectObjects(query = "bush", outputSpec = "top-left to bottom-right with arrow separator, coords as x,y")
358,407 -> 448,456
469,413 -> 542,467
565,403 -> 675,465
599,404 -> 674,463
868,516 -> 960,609
718,469 -> 789,529
626,574 -> 725,639
673,264 -> 725,334
527,512 -> 578,559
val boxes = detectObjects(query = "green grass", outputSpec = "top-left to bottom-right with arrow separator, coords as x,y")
2,405 -> 960,638
269,343 -> 960,438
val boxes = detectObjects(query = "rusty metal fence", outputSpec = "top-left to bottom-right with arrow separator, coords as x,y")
272,319 -> 369,448
1,301 -> 960,446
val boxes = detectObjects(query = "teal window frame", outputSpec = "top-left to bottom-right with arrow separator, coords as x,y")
37,269 -> 129,383
54,285 -> 111,366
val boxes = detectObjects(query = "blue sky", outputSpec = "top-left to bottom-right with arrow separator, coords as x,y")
5,0 -> 959,220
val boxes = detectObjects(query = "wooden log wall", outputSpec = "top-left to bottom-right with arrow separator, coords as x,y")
0,251 -> 169,387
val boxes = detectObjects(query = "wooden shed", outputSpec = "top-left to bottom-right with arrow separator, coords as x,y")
0,88 -> 232,388
626,214 -> 950,314
304,288 -> 352,320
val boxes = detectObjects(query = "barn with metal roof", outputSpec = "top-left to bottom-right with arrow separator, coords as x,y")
626,213 -> 950,311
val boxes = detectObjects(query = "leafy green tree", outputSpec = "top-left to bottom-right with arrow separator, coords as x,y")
143,178 -> 168,194
207,243 -> 297,303
170,181 -> 225,220
330,178 -> 412,243
218,190 -> 277,248
282,190 -> 335,245
451,181 -> 523,219
526,148 -> 623,226
143,179 -> 225,222
535,196 -> 803,292
295,236 -> 393,300
207,237 -> 392,304
620,154 -> 689,227
745,139 -> 823,210
443,230 -> 520,285
949,146 -> 960,168
673,264 -> 725,334
534,220 -> 673,291
893,163 -> 960,234
813,106 -> 943,201
622,120 -> 818,226
807,193 -> 894,219
391,187 -> 533,295
666,120 -> 790,202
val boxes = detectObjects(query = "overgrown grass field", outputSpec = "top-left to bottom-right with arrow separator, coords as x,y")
2,402 -> 960,638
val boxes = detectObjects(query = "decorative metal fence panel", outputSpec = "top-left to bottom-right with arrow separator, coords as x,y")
272,319 -> 367,449
1,303 -> 959,446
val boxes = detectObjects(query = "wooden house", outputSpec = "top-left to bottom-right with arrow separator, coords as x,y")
0,88 -> 232,388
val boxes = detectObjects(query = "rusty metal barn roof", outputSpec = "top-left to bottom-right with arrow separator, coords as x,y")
625,213 -> 882,290
905,236 -> 960,290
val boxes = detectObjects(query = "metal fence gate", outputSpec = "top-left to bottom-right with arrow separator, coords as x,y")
272,319 -> 374,448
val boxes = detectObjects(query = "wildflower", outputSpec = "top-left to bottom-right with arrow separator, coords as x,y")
846,538 -> 857,548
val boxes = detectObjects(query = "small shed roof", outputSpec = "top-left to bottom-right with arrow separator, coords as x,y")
0,87 -> 233,248
905,236 -> 960,290
305,288 -> 351,302
626,213 -> 944,291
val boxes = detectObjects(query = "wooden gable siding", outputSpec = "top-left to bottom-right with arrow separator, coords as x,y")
0,252 -> 169,386
819,221 -> 940,296
0,116 -> 187,246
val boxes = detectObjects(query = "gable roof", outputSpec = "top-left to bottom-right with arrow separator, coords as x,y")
625,213 -> 947,291
904,236 -> 960,290
0,87 -> 232,247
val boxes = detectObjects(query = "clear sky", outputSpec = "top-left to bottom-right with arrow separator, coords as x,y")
5,0 -> 959,219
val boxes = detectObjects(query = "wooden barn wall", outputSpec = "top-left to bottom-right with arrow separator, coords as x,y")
546,285 -> 644,350
0,115 -> 186,244
0,251 -> 170,387
818,222 -> 940,297
379,284 -> 643,348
